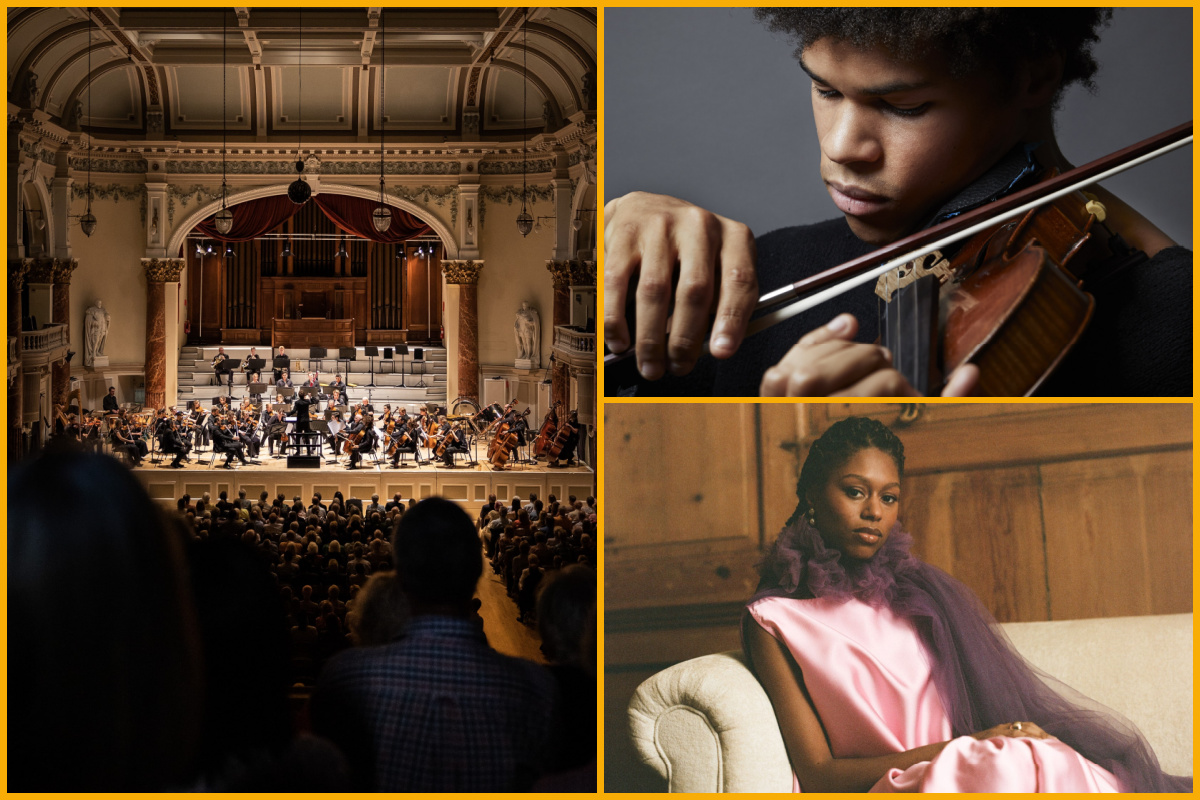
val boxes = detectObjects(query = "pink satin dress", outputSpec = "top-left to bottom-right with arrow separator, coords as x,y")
746,595 -> 1122,792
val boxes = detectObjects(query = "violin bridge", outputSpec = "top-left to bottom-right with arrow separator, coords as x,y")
874,250 -> 953,302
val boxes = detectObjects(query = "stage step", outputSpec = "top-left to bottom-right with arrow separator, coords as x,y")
174,343 -> 450,409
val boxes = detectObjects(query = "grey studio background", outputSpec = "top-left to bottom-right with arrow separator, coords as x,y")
605,7 -> 1192,249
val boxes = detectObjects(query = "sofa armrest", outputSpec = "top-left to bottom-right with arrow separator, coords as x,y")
628,651 -> 792,793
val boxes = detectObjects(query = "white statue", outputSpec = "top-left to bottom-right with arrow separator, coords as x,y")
84,300 -> 110,367
514,300 -> 540,368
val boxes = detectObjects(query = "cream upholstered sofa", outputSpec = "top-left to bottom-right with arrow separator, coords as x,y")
627,613 -> 1193,793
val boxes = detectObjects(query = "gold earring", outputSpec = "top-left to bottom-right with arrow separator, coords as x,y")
805,507 -> 816,526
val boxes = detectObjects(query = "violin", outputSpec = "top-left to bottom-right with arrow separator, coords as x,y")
605,122 -> 1193,396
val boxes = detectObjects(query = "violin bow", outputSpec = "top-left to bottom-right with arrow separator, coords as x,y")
604,120 -> 1192,367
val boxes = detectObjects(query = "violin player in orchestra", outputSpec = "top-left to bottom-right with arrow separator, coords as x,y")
604,8 -> 1191,397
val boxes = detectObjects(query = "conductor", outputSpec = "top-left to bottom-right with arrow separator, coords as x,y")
292,393 -> 314,434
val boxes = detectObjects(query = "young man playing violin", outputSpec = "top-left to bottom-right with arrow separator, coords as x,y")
604,9 -> 1191,397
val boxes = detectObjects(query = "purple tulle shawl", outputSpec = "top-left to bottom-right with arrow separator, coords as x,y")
745,520 -> 1191,793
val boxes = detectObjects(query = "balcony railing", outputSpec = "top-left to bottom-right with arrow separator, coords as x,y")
553,325 -> 595,359
21,323 -> 68,354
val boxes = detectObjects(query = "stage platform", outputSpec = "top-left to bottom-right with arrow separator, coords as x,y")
132,452 -> 594,513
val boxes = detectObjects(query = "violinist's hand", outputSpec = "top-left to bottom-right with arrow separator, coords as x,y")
604,192 -> 759,380
759,314 -> 980,397
971,721 -> 1055,741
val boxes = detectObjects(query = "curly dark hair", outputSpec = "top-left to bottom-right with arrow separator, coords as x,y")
756,8 -> 1112,96
791,416 -> 905,525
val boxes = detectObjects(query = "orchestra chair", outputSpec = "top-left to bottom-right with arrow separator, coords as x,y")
381,347 -> 395,376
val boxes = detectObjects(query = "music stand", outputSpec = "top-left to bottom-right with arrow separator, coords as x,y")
247,357 -> 266,373
248,382 -> 268,403
338,346 -> 356,382
299,386 -> 321,401
395,345 -> 409,387
364,346 -> 379,384
279,387 -> 296,399
413,347 -> 427,387
325,418 -> 344,462
272,354 -> 290,382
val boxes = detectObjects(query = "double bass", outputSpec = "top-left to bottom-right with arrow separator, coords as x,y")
546,415 -> 577,461
532,404 -> 560,458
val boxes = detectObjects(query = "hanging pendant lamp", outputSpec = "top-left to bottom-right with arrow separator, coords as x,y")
515,9 -> 533,236
372,10 -> 393,233
213,10 -> 234,234
80,11 -> 98,237
287,8 -> 311,204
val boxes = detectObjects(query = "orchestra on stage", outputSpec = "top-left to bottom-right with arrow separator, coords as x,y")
50,370 -> 583,472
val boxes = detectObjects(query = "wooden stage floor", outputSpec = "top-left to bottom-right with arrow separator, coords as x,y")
132,450 -> 594,512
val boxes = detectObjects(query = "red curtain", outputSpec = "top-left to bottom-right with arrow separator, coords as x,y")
195,195 -> 303,242
313,194 -> 433,243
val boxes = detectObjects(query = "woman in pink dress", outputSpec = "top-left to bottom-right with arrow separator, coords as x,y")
743,417 -> 1190,793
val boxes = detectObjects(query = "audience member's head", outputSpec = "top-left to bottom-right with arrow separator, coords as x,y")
10,451 -> 202,790
345,570 -> 410,646
536,565 -> 597,668
391,498 -> 481,612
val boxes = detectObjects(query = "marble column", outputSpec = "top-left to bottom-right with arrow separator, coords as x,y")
50,258 -> 78,407
546,259 -> 574,409
8,259 -> 30,461
441,259 -> 484,402
142,258 -> 185,409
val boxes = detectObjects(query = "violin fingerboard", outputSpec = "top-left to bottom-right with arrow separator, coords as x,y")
880,275 -> 941,395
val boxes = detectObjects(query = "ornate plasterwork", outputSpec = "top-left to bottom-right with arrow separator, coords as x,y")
441,259 -> 484,285
10,258 -> 32,290
166,159 -> 462,176
478,185 -> 553,227
142,258 -> 186,282
68,156 -> 148,173
478,158 -> 556,175
71,183 -> 149,225
51,258 -> 79,285
390,185 -> 458,226
546,258 -> 595,288
546,259 -> 573,288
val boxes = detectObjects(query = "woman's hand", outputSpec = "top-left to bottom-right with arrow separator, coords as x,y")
603,192 -> 759,380
759,313 -> 981,397
972,721 -> 1055,741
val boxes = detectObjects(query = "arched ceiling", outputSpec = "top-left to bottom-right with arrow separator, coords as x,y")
8,6 -> 596,143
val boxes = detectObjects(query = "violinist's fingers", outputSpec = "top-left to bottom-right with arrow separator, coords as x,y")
761,339 -> 892,397
667,218 -> 719,375
798,313 -> 858,347
633,224 -> 677,381
710,221 -> 759,359
833,368 -> 921,398
940,363 -> 980,397
602,197 -> 638,356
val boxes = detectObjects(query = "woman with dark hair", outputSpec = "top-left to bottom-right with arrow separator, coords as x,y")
743,417 -> 1190,792
9,451 -> 203,790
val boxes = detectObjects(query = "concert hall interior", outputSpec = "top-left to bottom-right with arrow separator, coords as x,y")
9,6 -> 598,478
8,7 -> 597,792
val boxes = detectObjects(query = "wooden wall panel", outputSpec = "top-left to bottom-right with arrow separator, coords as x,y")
904,467 -> 1049,623
1041,450 -> 1192,620
605,404 -> 760,550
